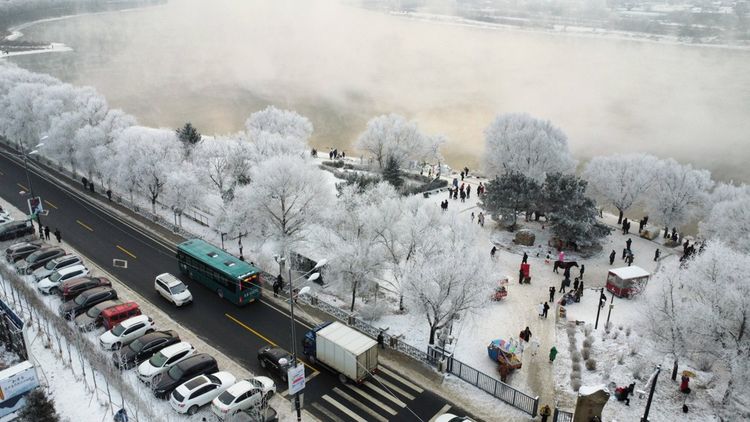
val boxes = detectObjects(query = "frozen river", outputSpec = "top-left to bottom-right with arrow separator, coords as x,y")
8,0 -> 750,181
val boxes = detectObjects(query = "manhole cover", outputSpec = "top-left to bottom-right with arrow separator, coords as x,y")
113,259 -> 128,269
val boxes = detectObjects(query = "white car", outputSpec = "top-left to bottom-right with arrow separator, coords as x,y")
155,273 -> 192,306
435,414 -> 476,422
169,371 -> 236,415
32,254 -> 83,281
37,265 -> 89,294
0,213 -> 13,225
99,315 -> 155,350
138,342 -> 195,384
211,377 -> 276,419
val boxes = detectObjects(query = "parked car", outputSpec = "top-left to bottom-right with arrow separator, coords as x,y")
0,220 -> 34,241
257,345 -> 296,382
211,377 -> 276,419
169,371 -> 236,415
74,299 -> 122,331
152,354 -> 219,399
100,301 -> 142,330
234,407 -> 279,422
99,315 -> 155,350
37,265 -> 89,294
155,273 -> 193,306
137,342 -> 195,384
32,254 -> 83,281
113,330 -> 180,370
5,241 -> 44,263
0,213 -> 14,225
60,286 -> 118,320
435,414 -> 476,422
60,276 -> 112,301
16,247 -> 66,275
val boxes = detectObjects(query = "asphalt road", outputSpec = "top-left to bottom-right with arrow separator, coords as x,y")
0,148 -> 479,422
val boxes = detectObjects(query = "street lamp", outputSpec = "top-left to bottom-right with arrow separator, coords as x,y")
277,256 -> 327,422
641,365 -> 661,422
21,140 -> 45,228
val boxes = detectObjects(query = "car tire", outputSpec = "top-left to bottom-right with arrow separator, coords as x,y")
309,355 -> 316,364
260,359 -> 267,368
338,374 -> 347,384
282,373 -> 288,382
187,405 -> 198,415
49,287 -> 59,295
145,329 -> 154,335
113,342 -> 121,350
217,289 -> 224,299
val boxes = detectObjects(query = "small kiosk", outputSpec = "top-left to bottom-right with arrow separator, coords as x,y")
606,266 -> 650,298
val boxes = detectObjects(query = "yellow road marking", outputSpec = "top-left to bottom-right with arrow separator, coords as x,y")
225,313 -> 319,374
44,200 -> 58,209
76,220 -> 93,232
17,183 -> 28,191
116,245 -> 136,259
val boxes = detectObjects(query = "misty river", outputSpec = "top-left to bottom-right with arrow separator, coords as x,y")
7,0 -> 750,182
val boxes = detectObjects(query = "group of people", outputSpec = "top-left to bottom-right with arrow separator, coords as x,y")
36,223 -> 61,243
448,181 -> 471,202
537,301 -> 550,318
328,148 -> 345,160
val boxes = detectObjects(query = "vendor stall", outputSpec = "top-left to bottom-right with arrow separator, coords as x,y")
606,266 -> 650,298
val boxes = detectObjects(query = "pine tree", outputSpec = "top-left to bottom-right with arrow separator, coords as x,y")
17,389 -> 59,422
175,122 -> 202,156
382,155 -> 404,190
479,172 -> 540,230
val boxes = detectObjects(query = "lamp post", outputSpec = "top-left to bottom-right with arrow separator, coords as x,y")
641,365 -> 661,422
594,287 -> 605,329
21,140 -> 45,227
605,291 -> 615,329
220,232 -> 227,250
275,256 -> 327,422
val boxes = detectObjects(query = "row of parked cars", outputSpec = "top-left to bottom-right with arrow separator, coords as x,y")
3,237 -> 277,420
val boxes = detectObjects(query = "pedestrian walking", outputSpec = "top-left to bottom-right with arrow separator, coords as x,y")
44,226 -> 50,241
579,264 -> 585,280
549,346 -> 558,363
522,252 -> 528,264
537,302 -> 545,318
622,247 -> 628,260
609,250 -> 616,265
478,212 -> 485,227
626,253 -> 634,266
470,212 -> 474,222
523,327 -> 531,342
460,190 -> 466,202
573,277 -> 579,292
490,245 -> 497,259
549,286 -> 555,302
273,275 -> 282,297
654,248 -> 661,261
106,189 -> 112,201
377,331 -> 385,349
464,166 -> 469,177
466,185 -> 471,199
560,278 -> 568,293
460,171 -> 465,181
54,228 -> 61,243
683,239 -> 690,254
599,291 -> 607,309
540,405 -> 551,422
543,302 -> 550,318
563,266 -> 571,280
452,178 -> 458,188
82,176 -> 88,189
579,279 -> 584,295
626,238 -> 632,250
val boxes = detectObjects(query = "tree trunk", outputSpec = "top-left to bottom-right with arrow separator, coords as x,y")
617,209 -> 624,224
671,358 -> 678,381
151,197 -> 156,214
399,294 -> 404,312
429,325 -> 438,345
350,282 -> 357,312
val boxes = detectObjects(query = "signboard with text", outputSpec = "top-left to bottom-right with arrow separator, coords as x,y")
287,363 -> 306,395
26,196 -> 42,217
0,361 -> 39,418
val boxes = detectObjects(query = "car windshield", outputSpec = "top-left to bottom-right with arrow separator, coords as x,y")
167,365 -> 184,380
217,390 -> 236,405
249,379 -> 265,389
129,339 -> 144,352
74,294 -> 88,305
149,352 -> 168,367
170,283 -> 187,294
44,260 -> 57,270
50,271 -> 63,282
86,305 -> 104,317
206,374 -> 219,384
111,323 -> 127,337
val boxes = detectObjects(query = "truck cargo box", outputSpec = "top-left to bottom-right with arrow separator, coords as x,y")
316,321 -> 378,382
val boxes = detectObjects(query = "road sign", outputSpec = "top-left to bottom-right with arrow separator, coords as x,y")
287,363 -> 305,395
27,196 -> 43,216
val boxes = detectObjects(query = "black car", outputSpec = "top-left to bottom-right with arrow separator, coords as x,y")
113,330 -> 180,369
16,247 -> 66,275
5,241 -> 44,263
60,286 -> 118,320
0,221 -> 35,241
152,354 -> 218,399
257,345 -> 296,382
60,277 -> 112,301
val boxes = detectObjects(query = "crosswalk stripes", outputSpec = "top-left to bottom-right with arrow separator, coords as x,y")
345,383 -> 399,415
323,394 -> 369,422
428,404 -> 452,422
378,366 -> 425,393
333,387 -> 390,422
312,401 -> 347,422
372,374 -> 416,401
362,380 -> 407,408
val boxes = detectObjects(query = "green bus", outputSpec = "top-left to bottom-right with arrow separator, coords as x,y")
176,239 -> 262,306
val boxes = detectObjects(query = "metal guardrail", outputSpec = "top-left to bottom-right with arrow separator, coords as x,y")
554,408 -> 574,422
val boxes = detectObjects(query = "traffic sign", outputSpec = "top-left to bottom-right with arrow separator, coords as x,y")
27,197 -> 43,216
287,363 -> 305,395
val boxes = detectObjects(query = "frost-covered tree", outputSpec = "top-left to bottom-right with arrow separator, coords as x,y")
403,212 -> 493,344
175,122 -> 202,156
196,138 -> 253,203
164,164 -> 205,227
74,109 -> 136,186
480,171 -> 540,229
542,173 -> 610,248
645,158 -> 713,229
0,82 -> 59,150
583,153 -> 659,223
355,114 -> 437,170
218,155 -> 332,268
645,242 -> 750,419
700,196 -> 750,253
17,388 -> 59,422
483,113 -> 577,182
248,130 -> 308,162
245,105 -> 313,143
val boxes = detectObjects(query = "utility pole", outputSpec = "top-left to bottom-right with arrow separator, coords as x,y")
641,365 -> 661,422
605,291 -> 615,329
594,287 -> 605,329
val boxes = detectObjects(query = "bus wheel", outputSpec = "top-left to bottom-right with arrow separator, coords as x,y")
217,289 -> 223,299
338,374 -> 347,384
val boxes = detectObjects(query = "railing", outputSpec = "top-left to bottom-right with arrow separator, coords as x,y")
554,408 -> 574,422
0,298 -> 27,361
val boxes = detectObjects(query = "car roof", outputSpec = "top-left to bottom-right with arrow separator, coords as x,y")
264,347 -> 291,360
92,300 -> 121,311
119,314 -> 149,327
156,273 -> 184,288
160,342 -> 192,356
56,264 -> 87,275
176,353 -> 214,368
53,254 -> 80,263
138,330 -> 177,343
79,286 -> 114,298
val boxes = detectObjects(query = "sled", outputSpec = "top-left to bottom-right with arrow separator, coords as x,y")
490,278 -> 509,301
487,339 -> 522,371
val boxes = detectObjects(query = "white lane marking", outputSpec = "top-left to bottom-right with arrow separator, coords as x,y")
378,366 -> 425,393
311,402 -> 346,422
429,404 -> 452,422
372,374 -> 416,401
363,380 -> 407,408
333,387 -> 389,422
322,394 -> 368,422
344,384 -> 398,415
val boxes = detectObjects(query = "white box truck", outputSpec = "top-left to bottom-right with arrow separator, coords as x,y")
302,321 -> 378,383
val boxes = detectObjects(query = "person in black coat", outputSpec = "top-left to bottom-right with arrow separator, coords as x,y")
522,252 -> 528,264
609,250 -> 616,265
579,264 -> 585,280
626,238 -> 632,250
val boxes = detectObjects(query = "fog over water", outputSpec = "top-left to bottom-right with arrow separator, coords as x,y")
9,0 -> 750,181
